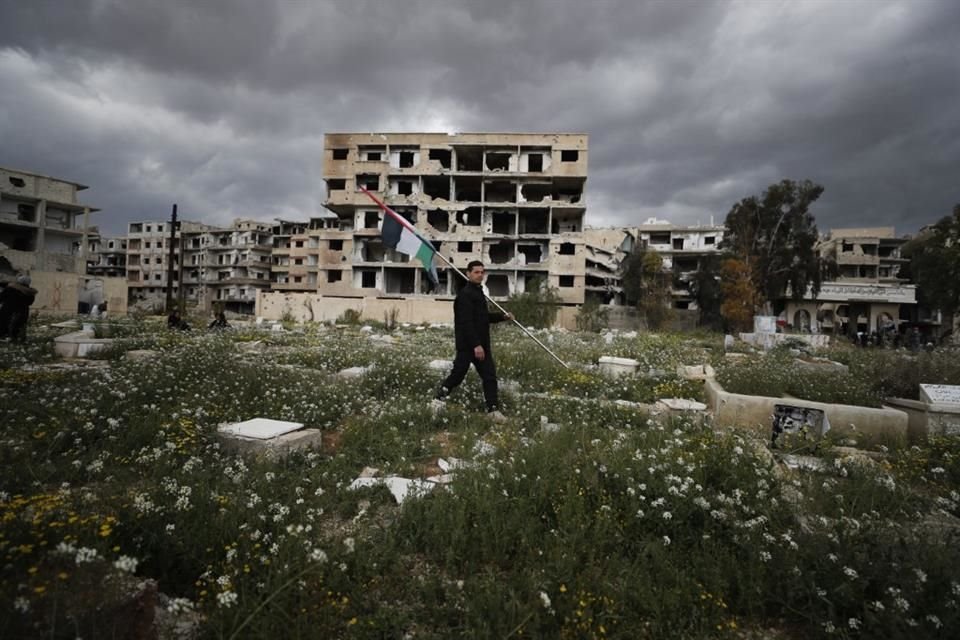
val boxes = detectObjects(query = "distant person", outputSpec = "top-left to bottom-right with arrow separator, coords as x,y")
167,310 -> 190,331
908,327 -> 921,352
90,304 -> 102,319
434,261 -> 513,421
208,311 -> 230,330
0,275 -> 38,343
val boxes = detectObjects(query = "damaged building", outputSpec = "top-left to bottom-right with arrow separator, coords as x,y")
318,133 -> 588,304
782,227 -> 918,335
127,219 -> 274,314
0,166 -> 126,313
631,218 -> 726,310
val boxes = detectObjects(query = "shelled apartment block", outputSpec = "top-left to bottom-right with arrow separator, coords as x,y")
126,219 -> 274,313
86,228 -> 127,278
632,218 -> 725,309
782,227 -> 916,335
319,133 -> 588,303
0,166 -> 97,274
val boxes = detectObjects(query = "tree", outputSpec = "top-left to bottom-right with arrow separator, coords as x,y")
621,248 -> 673,330
720,257 -> 762,332
688,254 -> 723,329
504,277 -> 561,328
722,179 -> 829,311
902,204 -> 960,317
576,295 -> 610,332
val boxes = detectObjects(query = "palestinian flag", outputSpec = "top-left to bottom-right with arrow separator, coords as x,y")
359,187 -> 440,289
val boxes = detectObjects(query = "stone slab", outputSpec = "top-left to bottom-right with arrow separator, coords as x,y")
428,359 -> 452,371
218,418 -> 304,440
656,398 -> 707,412
599,356 -> 639,377
920,384 -> 960,406
754,316 -> 777,334
216,428 -> 323,458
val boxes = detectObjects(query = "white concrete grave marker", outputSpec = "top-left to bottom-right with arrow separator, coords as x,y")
218,418 -> 304,440
598,356 -> 639,377
919,384 -> 960,406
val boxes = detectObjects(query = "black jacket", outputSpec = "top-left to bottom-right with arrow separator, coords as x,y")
454,282 -> 506,351
0,282 -> 37,315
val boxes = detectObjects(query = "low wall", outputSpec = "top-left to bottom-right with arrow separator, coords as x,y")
704,378 -> 907,443
30,270 -> 80,314
257,291 -> 584,329
885,397 -> 960,442
739,332 -> 830,350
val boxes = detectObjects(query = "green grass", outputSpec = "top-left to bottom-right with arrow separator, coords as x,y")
1,320 -> 959,638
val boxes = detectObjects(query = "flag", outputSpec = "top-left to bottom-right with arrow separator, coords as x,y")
359,187 -> 440,289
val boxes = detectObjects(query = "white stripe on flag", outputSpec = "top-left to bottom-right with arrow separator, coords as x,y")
396,227 -> 422,257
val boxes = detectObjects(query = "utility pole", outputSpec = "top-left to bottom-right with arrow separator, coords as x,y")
165,204 -> 178,313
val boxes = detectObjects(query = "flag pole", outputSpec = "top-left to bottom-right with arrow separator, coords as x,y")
359,188 -> 570,369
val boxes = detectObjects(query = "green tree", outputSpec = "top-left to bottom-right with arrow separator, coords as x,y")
576,296 -> 610,332
504,277 -> 561,328
722,179 -> 829,311
719,257 -> 761,332
688,254 -> 723,329
621,249 -> 673,330
902,204 -> 960,317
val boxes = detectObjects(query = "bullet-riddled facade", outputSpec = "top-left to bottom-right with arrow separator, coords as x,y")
319,133 -> 588,303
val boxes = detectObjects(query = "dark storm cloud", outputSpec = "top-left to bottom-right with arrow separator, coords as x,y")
1,0 -> 958,236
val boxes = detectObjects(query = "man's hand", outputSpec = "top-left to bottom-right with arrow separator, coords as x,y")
504,312 -> 514,322
474,345 -> 485,361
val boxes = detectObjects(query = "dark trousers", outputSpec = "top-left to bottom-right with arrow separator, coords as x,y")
442,349 -> 499,410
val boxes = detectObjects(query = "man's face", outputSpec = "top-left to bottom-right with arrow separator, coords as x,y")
467,265 -> 485,284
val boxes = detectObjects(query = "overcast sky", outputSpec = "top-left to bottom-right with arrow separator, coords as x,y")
2,0 -> 958,236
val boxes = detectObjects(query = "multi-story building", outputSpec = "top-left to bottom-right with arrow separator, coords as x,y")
582,228 -> 636,305
86,228 -> 127,278
632,218 -> 725,309
127,219 -> 274,313
319,132 -> 588,304
782,227 -> 916,335
0,166 -> 97,274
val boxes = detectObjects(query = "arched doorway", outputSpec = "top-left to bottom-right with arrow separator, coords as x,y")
793,309 -> 811,333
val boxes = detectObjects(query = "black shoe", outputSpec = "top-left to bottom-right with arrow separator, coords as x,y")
435,386 -> 450,401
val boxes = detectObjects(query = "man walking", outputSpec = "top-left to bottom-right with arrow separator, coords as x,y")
0,275 -> 38,342
436,261 -> 512,421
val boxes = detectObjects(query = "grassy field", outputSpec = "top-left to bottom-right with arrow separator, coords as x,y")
2,319 -> 959,638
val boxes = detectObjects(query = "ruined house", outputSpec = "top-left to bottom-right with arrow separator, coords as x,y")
0,166 -> 123,313
782,227 -> 917,335
632,218 -> 725,310
127,219 -> 274,314
316,133 -> 589,304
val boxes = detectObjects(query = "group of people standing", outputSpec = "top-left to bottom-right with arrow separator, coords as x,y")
0,275 -> 37,342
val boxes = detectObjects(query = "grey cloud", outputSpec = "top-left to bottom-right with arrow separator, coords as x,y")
1,0 -> 958,236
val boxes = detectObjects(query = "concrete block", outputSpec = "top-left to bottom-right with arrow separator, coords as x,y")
219,418 -> 304,439
656,398 -> 707,412
599,356 -> 639,377
216,428 -> 323,458
885,397 -> 960,442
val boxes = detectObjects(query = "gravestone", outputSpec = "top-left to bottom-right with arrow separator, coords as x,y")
754,316 -> 777,334
771,404 -> 831,446
216,418 -> 322,458
920,384 -> 960,406
598,356 -> 639,377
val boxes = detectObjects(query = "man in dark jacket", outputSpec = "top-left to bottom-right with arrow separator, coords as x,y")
0,275 -> 38,342
436,261 -> 513,420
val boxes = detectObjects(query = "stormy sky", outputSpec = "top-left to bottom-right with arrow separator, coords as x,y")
2,0 -> 958,237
